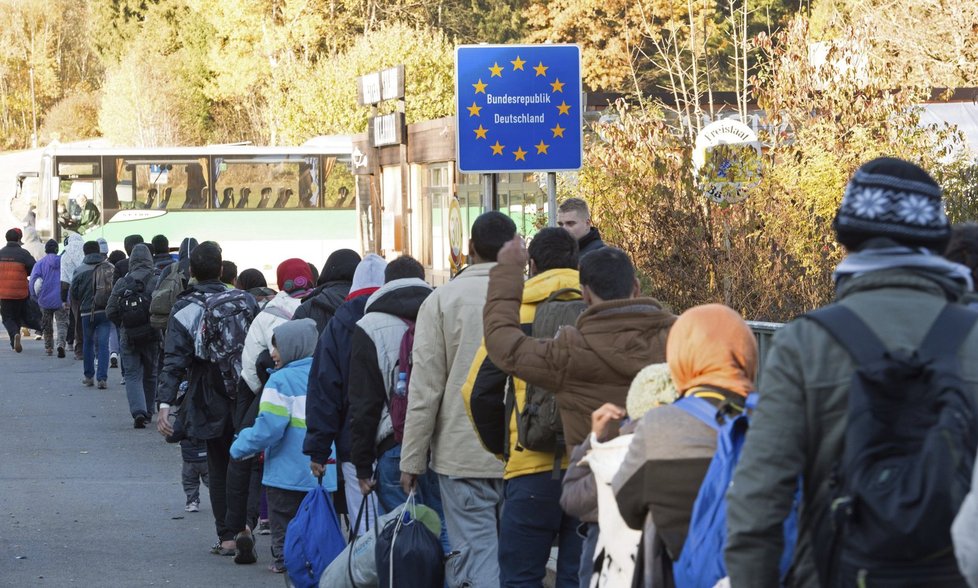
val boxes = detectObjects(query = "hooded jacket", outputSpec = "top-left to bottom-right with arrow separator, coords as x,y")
399,263 -> 506,479
241,291 -> 302,393
156,237 -> 197,287
69,251 -> 109,315
60,234 -> 85,287
0,240 -> 35,300
29,252 -> 62,310
348,278 -> 433,480
292,280 -> 351,333
105,244 -> 157,333
482,262 -> 677,449
463,267 -> 581,480
231,319 -> 337,492
156,279 -> 233,440
725,268 -> 978,588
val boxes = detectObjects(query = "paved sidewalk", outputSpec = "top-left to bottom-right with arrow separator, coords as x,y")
0,334 -> 282,587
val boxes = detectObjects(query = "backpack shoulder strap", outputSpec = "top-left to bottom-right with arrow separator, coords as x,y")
919,304 -> 978,359
544,287 -> 582,303
674,395 -> 721,432
804,304 -> 886,365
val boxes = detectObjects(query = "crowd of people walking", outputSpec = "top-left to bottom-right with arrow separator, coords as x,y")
2,158 -> 978,587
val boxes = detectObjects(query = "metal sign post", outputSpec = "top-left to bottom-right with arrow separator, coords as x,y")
455,44 -> 583,223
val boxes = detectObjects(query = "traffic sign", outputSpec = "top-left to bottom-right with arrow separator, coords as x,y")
456,44 -> 582,173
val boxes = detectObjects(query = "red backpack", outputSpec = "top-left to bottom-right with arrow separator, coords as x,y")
389,319 -> 415,443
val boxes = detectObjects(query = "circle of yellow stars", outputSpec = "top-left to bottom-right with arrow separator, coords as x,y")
466,54 -> 572,162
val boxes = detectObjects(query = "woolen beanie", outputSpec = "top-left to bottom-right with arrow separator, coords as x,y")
83,241 -> 99,255
319,248 -> 362,286
6,228 -> 22,242
276,258 -> 314,295
833,157 -> 950,252
44,239 -> 58,254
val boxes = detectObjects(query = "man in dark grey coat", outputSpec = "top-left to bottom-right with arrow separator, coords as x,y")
725,158 -> 978,587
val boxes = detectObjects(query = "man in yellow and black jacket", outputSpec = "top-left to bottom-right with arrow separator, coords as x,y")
462,227 -> 584,587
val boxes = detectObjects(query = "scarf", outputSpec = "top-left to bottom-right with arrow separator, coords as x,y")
833,244 -> 974,292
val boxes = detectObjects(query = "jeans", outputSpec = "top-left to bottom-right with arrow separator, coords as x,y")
438,474 -> 504,588
499,471 -> 583,587
578,522 -> 600,588
265,486 -> 307,568
122,338 -> 158,418
0,297 -> 28,343
182,460 -> 209,504
41,307 -> 68,351
81,312 -> 110,381
375,445 -> 449,552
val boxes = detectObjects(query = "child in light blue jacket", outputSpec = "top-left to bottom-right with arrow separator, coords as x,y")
231,318 -> 336,573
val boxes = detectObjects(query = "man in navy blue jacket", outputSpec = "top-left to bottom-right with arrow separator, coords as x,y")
303,253 -> 386,535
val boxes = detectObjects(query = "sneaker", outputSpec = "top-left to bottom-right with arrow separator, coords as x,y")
110,353 -> 118,368
82,377 -> 94,387
134,414 -> 147,429
234,531 -> 257,564
57,347 -> 65,358
13,333 -> 21,353
185,499 -> 200,513
255,519 -> 271,535
120,377 -> 126,385
97,380 -> 107,389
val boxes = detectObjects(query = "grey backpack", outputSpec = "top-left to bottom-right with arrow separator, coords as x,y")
506,288 -> 585,472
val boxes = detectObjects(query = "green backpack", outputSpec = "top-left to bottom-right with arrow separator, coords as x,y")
149,264 -> 187,330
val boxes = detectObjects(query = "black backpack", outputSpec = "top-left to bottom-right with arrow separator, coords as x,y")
806,303 -> 978,585
119,278 -> 155,344
505,288 -> 585,475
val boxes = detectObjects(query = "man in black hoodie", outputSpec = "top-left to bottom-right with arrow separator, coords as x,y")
150,234 -> 174,271
347,257 -> 439,511
112,234 -> 145,282
292,248 -> 361,332
106,243 -> 158,428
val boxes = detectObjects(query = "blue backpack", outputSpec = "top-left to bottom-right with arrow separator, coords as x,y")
673,394 -> 798,588
284,482 -> 346,588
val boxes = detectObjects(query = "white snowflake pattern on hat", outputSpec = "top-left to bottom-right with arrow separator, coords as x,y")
848,187 -> 889,219
896,194 -> 937,226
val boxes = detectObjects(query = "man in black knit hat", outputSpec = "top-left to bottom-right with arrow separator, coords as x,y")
725,158 -> 978,587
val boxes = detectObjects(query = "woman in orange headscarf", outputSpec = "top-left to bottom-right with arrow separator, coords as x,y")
611,304 -> 758,588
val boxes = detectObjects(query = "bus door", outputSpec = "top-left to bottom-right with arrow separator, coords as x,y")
53,156 -> 103,239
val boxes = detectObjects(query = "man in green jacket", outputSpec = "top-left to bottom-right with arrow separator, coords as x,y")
725,158 -> 978,587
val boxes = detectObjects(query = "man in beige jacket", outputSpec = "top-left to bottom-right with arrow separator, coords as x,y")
399,211 -> 515,588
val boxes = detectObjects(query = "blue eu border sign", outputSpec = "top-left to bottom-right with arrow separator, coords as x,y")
456,44 -> 583,174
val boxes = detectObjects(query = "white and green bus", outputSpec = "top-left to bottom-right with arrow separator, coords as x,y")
29,138 -> 361,285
